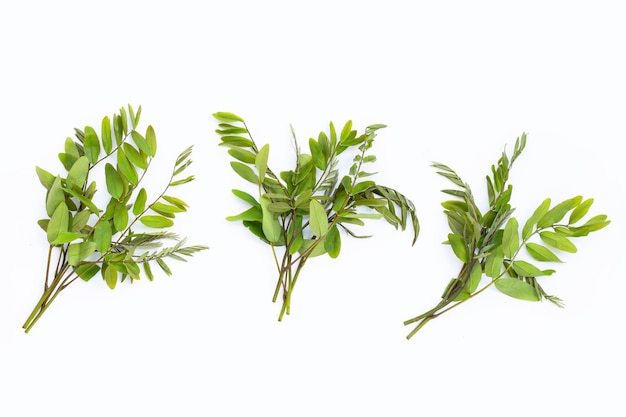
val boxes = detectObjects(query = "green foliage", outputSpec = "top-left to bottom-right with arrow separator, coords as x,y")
24,105 -> 208,333
404,134 -> 609,339
214,112 -> 419,321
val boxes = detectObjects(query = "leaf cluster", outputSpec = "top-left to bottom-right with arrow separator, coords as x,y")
214,112 -> 419,320
25,105 -> 208,333
404,134 -> 610,339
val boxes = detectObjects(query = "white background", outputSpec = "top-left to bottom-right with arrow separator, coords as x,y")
1,1 -> 624,416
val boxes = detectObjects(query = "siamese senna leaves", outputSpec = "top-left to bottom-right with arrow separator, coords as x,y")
405,134 -> 609,340
216,113 -> 418,321
25,105 -> 207,333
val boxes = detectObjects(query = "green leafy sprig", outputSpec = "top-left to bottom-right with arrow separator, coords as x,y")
404,134 -> 610,339
24,105 -> 208,333
214,112 -> 419,321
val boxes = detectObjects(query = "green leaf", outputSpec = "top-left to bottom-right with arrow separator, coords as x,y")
162,196 -> 188,210
309,199 -> 329,237
230,161 -> 259,183
116,148 -> 138,185
152,202 -> 186,214
76,264 -> 100,282
62,187 -> 100,214
47,202 -> 69,244
299,238 -> 327,257
537,196 -> 582,229
511,260 -> 553,277
494,278 -> 541,301
324,225 -> 341,258
522,198 -> 551,240
46,176 -> 65,216
219,136 -> 255,148
94,221 -> 113,253
255,144 -> 270,182
58,152 -> 78,171
266,202 -> 292,213
83,126 -> 101,164
36,166 -> 55,190
351,180 -> 375,195
467,261 -> 483,293
569,198 -> 593,224
102,116 -> 112,154
67,241 -> 97,266
156,258 -> 172,275
526,242 -> 563,262
447,233 -> 468,263
232,189 -> 259,207
226,207 -> 263,222
260,196 -> 282,243
484,247 -> 504,278
65,137 -> 80,158
228,148 -> 256,164
133,188 -> 147,215
123,143 -> 148,169
140,215 -> 174,229
143,262 -> 154,281
113,202 -> 129,231
145,125 -> 157,157
71,210 -> 91,233
66,156 -> 89,191
502,217 -> 519,258
213,112 -> 245,123
540,231 -> 577,253
287,215 -> 304,254
51,231 -> 85,245
104,265 -> 118,289
105,163 -> 124,200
